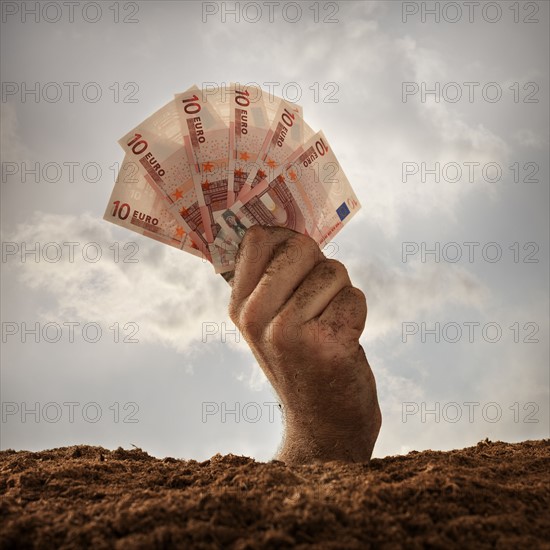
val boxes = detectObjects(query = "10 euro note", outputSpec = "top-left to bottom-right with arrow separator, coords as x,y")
175,85 -> 230,246
238,99 -> 310,200
218,131 -> 361,248
281,130 -> 361,246
118,93 -> 212,260
104,155 -> 205,259
227,83 -> 271,205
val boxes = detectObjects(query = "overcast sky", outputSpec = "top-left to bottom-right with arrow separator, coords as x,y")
1,0 -> 548,460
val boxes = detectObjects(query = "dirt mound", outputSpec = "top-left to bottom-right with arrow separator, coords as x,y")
1,439 -> 548,549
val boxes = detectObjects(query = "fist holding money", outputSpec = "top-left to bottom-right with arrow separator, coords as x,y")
104,84 -> 380,462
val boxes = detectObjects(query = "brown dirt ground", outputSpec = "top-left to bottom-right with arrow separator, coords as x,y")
0,439 -> 548,549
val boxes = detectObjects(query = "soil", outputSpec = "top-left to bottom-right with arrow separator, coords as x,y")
1,439 -> 548,549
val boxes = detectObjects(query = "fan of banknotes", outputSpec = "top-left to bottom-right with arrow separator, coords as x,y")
104,83 -> 361,277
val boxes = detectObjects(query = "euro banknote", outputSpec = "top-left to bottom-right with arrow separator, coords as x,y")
105,84 -> 361,277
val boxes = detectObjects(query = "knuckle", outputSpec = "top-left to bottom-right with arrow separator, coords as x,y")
229,289 -> 258,331
270,321 -> 287,349
338,286 -> 367,329
237,299 -> 256,329
318,258 -> 348,281
346,286 -> 367,306
331,259 -> 350,276
270,317 -> 301,350
287,232 -> 313,248
237,294 -> 267,342
236,226 -> 267,264
266,234 -> 319,272
242,224 -> 266,244
339,286 -> 367,314
287,233 -> 323,263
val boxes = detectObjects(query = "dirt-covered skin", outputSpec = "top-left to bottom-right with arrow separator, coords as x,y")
1,440 -> 548,549
229,226 -> 381,464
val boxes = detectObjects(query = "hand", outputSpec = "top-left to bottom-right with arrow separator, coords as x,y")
228,226 -> 381,464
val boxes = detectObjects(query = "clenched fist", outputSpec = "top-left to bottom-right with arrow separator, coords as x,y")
228,226 -> 381,464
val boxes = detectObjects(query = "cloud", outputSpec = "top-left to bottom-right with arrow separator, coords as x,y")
512,128 -> 549,150
234,362 -> 269,392
348,36 -> 511,235
2,1 -> 546,460
228,4 -> 513,237
1,209 -> 487,398
349,259 -> 488,342
2,211 -> 232,354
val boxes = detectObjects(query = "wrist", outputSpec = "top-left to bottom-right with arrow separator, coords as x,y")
277,404 -> 381,464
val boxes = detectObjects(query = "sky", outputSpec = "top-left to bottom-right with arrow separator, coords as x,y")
1,0 -> 548,461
